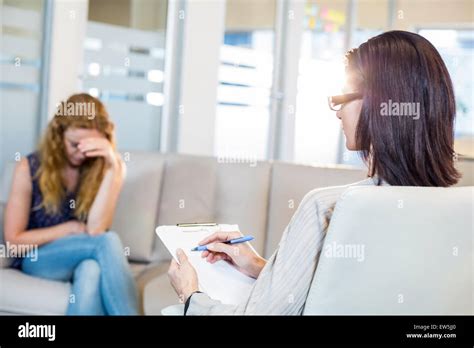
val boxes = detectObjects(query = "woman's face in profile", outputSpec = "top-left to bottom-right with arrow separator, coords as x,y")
336,83 -> 363,151
63,127 -> 104,167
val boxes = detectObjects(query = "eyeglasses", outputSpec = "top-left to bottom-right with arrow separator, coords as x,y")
328,92 -> 363,111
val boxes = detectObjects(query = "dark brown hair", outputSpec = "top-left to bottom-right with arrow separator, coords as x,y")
347,30 -> 460,187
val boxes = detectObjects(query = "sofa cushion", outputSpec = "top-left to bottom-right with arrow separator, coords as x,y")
0,268 -> 70,315
215,160 -> 272,255
0,262 -> 153,315
111,151 -> 165,263
152,154 -> 218,262
265,162 -> 366,257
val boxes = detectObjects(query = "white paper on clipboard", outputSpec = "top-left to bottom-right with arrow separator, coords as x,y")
155,224 -> 255,305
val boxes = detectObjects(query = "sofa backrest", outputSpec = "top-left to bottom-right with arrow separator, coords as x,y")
151,153 -> 218,262
214,160 -> 272,256
110,152 -> 165,262
1,154 -> 473,265
0,162 -> 15,204
303,186 -> 474,315
456,159 -> 474,187
0,162 -> 18,268
265,162 -> 366,257
149,155 -> 273,261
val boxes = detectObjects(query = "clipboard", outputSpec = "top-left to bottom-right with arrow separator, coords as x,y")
155,224 -> 256,305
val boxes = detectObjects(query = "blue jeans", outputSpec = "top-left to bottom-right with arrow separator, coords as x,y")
21,232 -> 139,315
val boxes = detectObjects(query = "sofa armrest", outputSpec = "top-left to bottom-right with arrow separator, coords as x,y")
0,201 -> 13,269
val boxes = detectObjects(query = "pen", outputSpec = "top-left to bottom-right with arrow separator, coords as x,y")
177,222 -> 218,227
191,235 -> 254,252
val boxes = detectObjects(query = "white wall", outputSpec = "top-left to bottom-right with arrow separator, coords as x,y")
45,0 -> 89,128
175,0 -> 226,156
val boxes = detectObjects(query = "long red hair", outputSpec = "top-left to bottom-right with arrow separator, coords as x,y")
36,93 -> 115,221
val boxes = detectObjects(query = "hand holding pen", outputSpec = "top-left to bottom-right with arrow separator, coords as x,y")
196,231 -> 267,279
191,235 -> 254,251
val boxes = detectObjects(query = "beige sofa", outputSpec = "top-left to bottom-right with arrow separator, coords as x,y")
0,152 -> 472,315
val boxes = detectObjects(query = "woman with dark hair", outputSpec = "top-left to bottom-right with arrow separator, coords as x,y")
167,31 -> 461,314
337,30 -> 460,187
